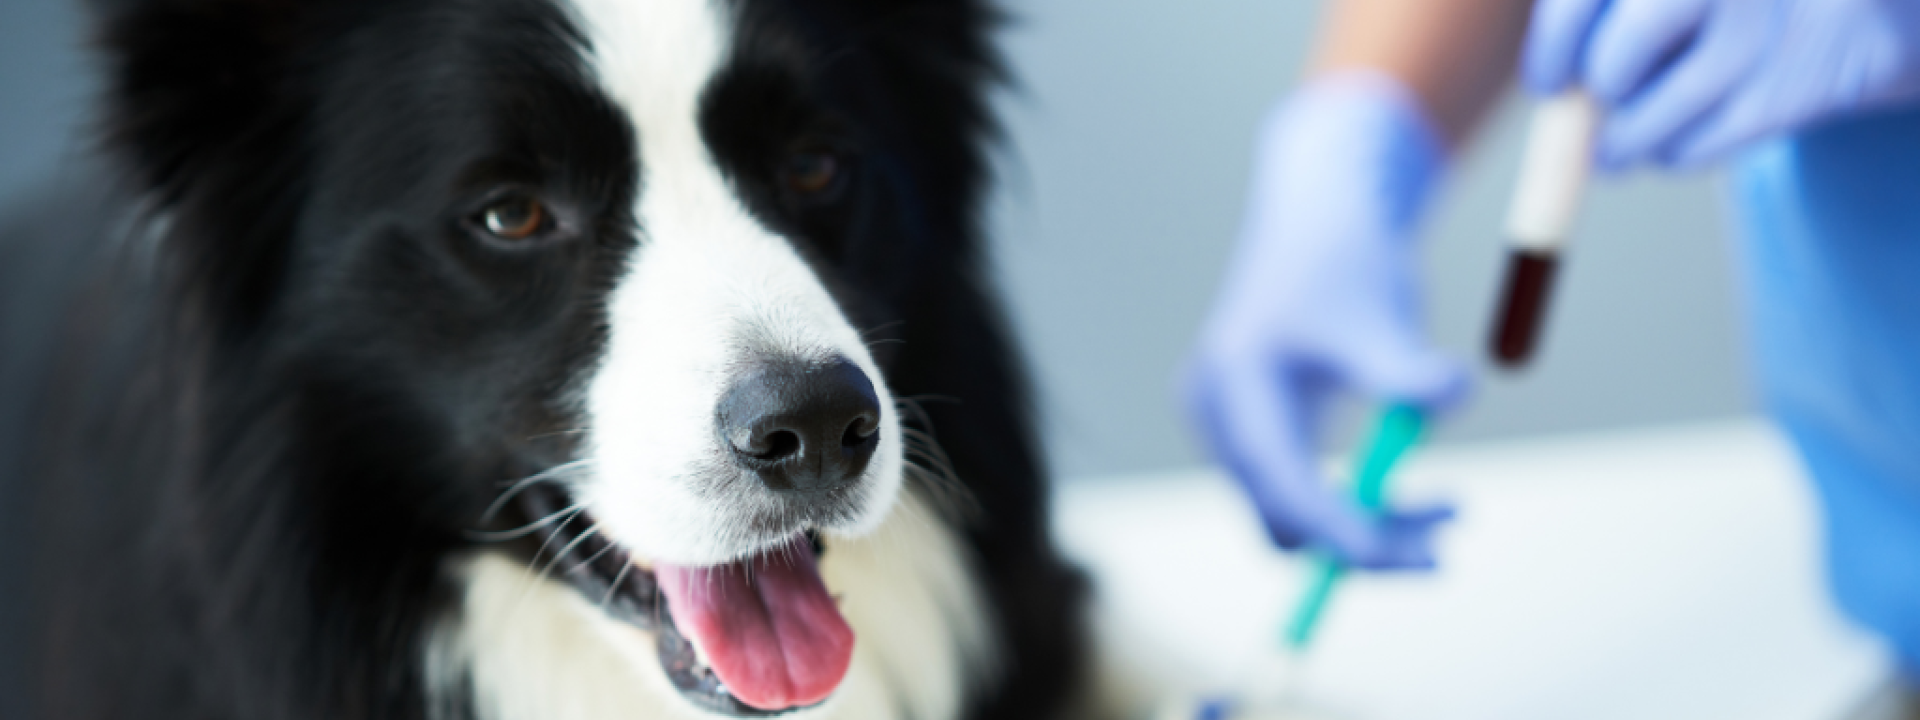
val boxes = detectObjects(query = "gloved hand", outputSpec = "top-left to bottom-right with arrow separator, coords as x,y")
1526,0 -> 1920,168
1183,74 -> 1468,571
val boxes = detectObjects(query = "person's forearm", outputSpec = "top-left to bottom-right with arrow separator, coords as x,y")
1308,0 -> 1534,151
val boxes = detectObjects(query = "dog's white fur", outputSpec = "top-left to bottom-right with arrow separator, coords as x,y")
428,1 -> 993,718
573,0 -> 905,567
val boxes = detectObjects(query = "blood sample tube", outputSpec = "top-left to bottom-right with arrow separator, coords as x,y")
1491,91 -> 1598,369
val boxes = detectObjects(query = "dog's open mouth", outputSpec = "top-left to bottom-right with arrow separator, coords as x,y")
517,486 -> 854,716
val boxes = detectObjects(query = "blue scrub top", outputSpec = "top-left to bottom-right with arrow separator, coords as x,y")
1735,103 -> 1920,678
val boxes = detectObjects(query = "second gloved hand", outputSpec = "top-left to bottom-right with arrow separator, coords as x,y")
1183,74 -> 1468,571
1526,0 -> 1920,168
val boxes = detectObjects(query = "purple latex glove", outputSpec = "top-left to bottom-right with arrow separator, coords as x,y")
1183,75 -> 1469,571
1526,0 -> 1920,168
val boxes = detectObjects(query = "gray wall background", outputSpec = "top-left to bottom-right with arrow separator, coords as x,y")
0,0 -> 1753,481
0,0 -> 94,203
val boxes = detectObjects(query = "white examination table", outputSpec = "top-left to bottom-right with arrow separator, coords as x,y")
1055,420 -> 1893,720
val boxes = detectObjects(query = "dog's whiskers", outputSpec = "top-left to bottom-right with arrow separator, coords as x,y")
528,521 -> 599,590
532,506 -> 590,563
893,401 -> 979,525
599,550 -> 636,610
857,319 -> 906,339
502,511 -> 599,621
467,500 -> 587,542
563,532 -> 620,579
476,458 -> 597,526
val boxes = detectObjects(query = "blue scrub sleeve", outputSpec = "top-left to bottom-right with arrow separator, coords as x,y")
1733,103 -> 1920,678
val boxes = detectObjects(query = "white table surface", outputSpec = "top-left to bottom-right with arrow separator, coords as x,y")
1053,419 -> 1892,720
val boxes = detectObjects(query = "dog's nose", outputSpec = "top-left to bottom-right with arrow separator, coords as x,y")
716,356 -> 882,492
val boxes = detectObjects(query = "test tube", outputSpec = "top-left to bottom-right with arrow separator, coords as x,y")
1490,91 -> 1598,369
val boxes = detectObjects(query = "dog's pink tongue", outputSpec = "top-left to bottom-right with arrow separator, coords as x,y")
655,538 -> 854,711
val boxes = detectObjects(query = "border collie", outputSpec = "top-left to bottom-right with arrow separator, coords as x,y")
0,1 -> 1091,718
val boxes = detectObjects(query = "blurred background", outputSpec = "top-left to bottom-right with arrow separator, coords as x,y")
0,1 -> 96,204
0,0 -> 1749,482
987,0 -> 1749,480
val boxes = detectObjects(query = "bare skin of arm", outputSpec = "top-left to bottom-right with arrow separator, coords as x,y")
1310,0 -> 1536,151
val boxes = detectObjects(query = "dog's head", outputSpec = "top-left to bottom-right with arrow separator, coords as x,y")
98,0 -> 996,713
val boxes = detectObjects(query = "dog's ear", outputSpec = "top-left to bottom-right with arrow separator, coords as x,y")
92,0 -> 323,203
91,0 -> 334,328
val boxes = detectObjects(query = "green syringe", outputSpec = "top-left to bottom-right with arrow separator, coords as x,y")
1180,403 -> 1427,720
1282,402 -> 1427,652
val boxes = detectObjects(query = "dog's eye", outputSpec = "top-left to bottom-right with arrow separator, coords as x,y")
781,151 -> 843,198
478,194 -> 550,241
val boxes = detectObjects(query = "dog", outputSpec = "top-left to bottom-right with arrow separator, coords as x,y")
0,0 -> 1091,718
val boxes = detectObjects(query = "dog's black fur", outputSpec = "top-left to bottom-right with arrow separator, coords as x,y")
0,1 -> 1089,718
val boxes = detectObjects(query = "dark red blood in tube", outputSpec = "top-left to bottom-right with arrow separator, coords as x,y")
1490,250 -> 1559,368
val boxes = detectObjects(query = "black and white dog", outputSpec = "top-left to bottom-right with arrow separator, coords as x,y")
0,1 -> 1090,718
